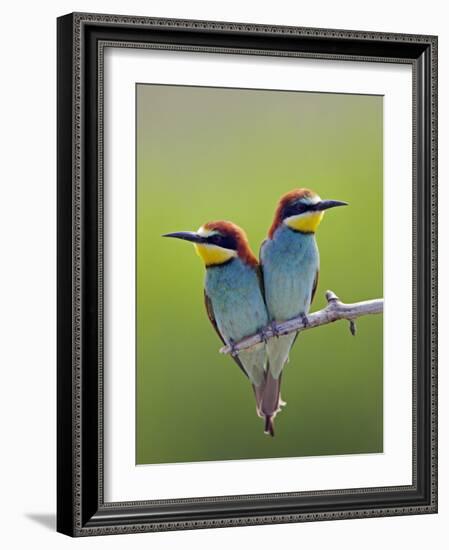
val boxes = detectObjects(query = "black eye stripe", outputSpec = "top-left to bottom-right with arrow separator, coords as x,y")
207,234 -> 237,250
282,201 -> 311,219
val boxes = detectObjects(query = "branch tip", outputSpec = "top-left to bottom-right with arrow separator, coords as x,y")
325,290 -> 340,303
349,320 -> 357,336
219,290 -> 383,355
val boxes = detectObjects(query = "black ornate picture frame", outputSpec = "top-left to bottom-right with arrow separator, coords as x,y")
57,12 -> 438,537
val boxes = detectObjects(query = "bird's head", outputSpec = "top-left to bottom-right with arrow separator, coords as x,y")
268,188 -> 348,238
163,220 -> 258,268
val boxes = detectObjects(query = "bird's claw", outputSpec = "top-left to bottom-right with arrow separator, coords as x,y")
229,340 -> 239,357
258,327 -> 269,344
300,313 -> 310,328
270,320 -> 280,338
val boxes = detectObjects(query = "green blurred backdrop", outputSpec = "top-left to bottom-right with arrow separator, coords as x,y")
136,84 -> 383,465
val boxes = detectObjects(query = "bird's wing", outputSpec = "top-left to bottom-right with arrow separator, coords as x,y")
258,239 -> 269,301
255,264 -> 266,305
259,238 -> 268,262
310,268 -> 319,306
204,290 -> 249,378
290,268 -> 320,348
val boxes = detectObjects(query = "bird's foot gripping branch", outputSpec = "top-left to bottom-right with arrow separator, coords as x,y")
219,290 -> 384,355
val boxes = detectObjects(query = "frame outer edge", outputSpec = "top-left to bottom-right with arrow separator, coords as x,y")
57,13 -> 77,537
58,12 -> 438,536
70,11 -> 436,43
430,36 -> 438,513
73,12 -> 84,537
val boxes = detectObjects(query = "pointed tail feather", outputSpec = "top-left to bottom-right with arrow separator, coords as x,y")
264,415 -> 275,437
261,371 -> 283,436
252,383 -> 265,418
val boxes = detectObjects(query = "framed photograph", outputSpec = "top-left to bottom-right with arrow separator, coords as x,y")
57,12 -> 438,536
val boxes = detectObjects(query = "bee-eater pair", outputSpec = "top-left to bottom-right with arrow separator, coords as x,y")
163,188 -> 347,436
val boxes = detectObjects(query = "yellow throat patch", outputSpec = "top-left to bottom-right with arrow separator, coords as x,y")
285,211 -> 324,233
194,243 -> 237,266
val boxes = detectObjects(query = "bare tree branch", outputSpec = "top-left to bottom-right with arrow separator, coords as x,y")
219,290 -> 384,356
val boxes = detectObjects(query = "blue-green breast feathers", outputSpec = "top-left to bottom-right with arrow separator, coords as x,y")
260,225 -> 319,380
205,258 -> 268,341
204,258 -> 268,387
260,225 -> 319,322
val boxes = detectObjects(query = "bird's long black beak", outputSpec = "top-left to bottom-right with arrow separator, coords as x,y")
314,200 -> 348,211
162,231 -> 205,244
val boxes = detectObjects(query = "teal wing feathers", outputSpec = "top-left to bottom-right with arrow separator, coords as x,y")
290,267 -> 319,349
255,264 -> 266,306
204,290 -> 249,378
311,268 -> 319,306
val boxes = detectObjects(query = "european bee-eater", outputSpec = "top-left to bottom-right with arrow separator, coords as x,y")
163,221 -> 272,432
260,189 -> 348,431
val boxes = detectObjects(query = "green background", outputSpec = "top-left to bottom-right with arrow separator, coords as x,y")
136,84 -> 383,465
